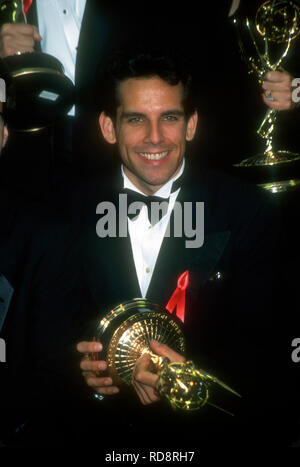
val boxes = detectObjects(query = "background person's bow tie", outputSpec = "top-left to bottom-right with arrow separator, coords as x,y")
121,173 -> 184,226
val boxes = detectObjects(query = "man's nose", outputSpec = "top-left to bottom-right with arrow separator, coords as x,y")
144,121 -> 164,145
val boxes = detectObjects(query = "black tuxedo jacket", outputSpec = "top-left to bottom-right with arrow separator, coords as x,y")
53,164 -> 291,447
0,188 -> 84,444
1,165 -> 292,447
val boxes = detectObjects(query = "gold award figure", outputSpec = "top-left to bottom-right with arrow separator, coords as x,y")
233,1 -> 300,191
0,0 -> 74,131
89,299 -> 241,415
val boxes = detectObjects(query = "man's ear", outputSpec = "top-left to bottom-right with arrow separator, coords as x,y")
99,111 -> 116,144
228,0 -> 240,17
2,125 -> 8,148
186,111 -> 198,141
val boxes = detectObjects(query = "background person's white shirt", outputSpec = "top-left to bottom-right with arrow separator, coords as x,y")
36,0 -> 87,115
122,160 -> 184,297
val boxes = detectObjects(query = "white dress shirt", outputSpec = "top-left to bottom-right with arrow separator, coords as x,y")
36,0 -> 87,115
122,161 -> 185,298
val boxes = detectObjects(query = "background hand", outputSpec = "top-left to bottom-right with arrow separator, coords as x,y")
0,23 -> 42,58
262,71 -> 293,111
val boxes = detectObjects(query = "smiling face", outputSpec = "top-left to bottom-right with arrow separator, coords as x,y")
99,76 -> 198,195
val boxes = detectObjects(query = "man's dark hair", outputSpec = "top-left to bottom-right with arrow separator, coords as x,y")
95,45 -> 197,122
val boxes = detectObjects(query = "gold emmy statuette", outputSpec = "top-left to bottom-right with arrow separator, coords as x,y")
233,0 -> 300,191
90,299 -> 241,415
0,0 -> 74,131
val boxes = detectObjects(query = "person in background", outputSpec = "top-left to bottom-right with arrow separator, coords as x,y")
0,62 -> 85,447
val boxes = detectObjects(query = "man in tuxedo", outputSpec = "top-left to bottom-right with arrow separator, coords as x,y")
68,46 -> 292,447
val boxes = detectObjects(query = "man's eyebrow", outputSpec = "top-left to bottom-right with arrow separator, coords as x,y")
120,111 -> 146,120
160,109 -> 185,117
120,109 -> 185,119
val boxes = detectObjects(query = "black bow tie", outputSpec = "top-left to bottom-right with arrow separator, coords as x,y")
121,172 -> 184,225
121,189 -> 169,225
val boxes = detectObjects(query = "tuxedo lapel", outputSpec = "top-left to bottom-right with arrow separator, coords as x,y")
0,190 -> 18,236
147,221 -> 231,307
82,165 -> 232,315
146,167 -> 232,306
0,190 -> 19,272
75,0 -> 116,90
185,230 -> 231,286
27,2 -> 41,52
83,229 -> 140,313
0,274 -> 14,333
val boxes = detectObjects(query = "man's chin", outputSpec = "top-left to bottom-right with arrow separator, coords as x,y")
125,164 -> 182,193
137,176 -> 173,194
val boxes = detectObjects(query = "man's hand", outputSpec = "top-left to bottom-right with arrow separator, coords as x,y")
132,340 -> 185,405
262,71 -> 293,111
0,23 -> 42,58
76,340 -> 119,396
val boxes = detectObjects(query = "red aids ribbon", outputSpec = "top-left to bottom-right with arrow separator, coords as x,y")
166,271 -> 189,323
23,0 -> 33,15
